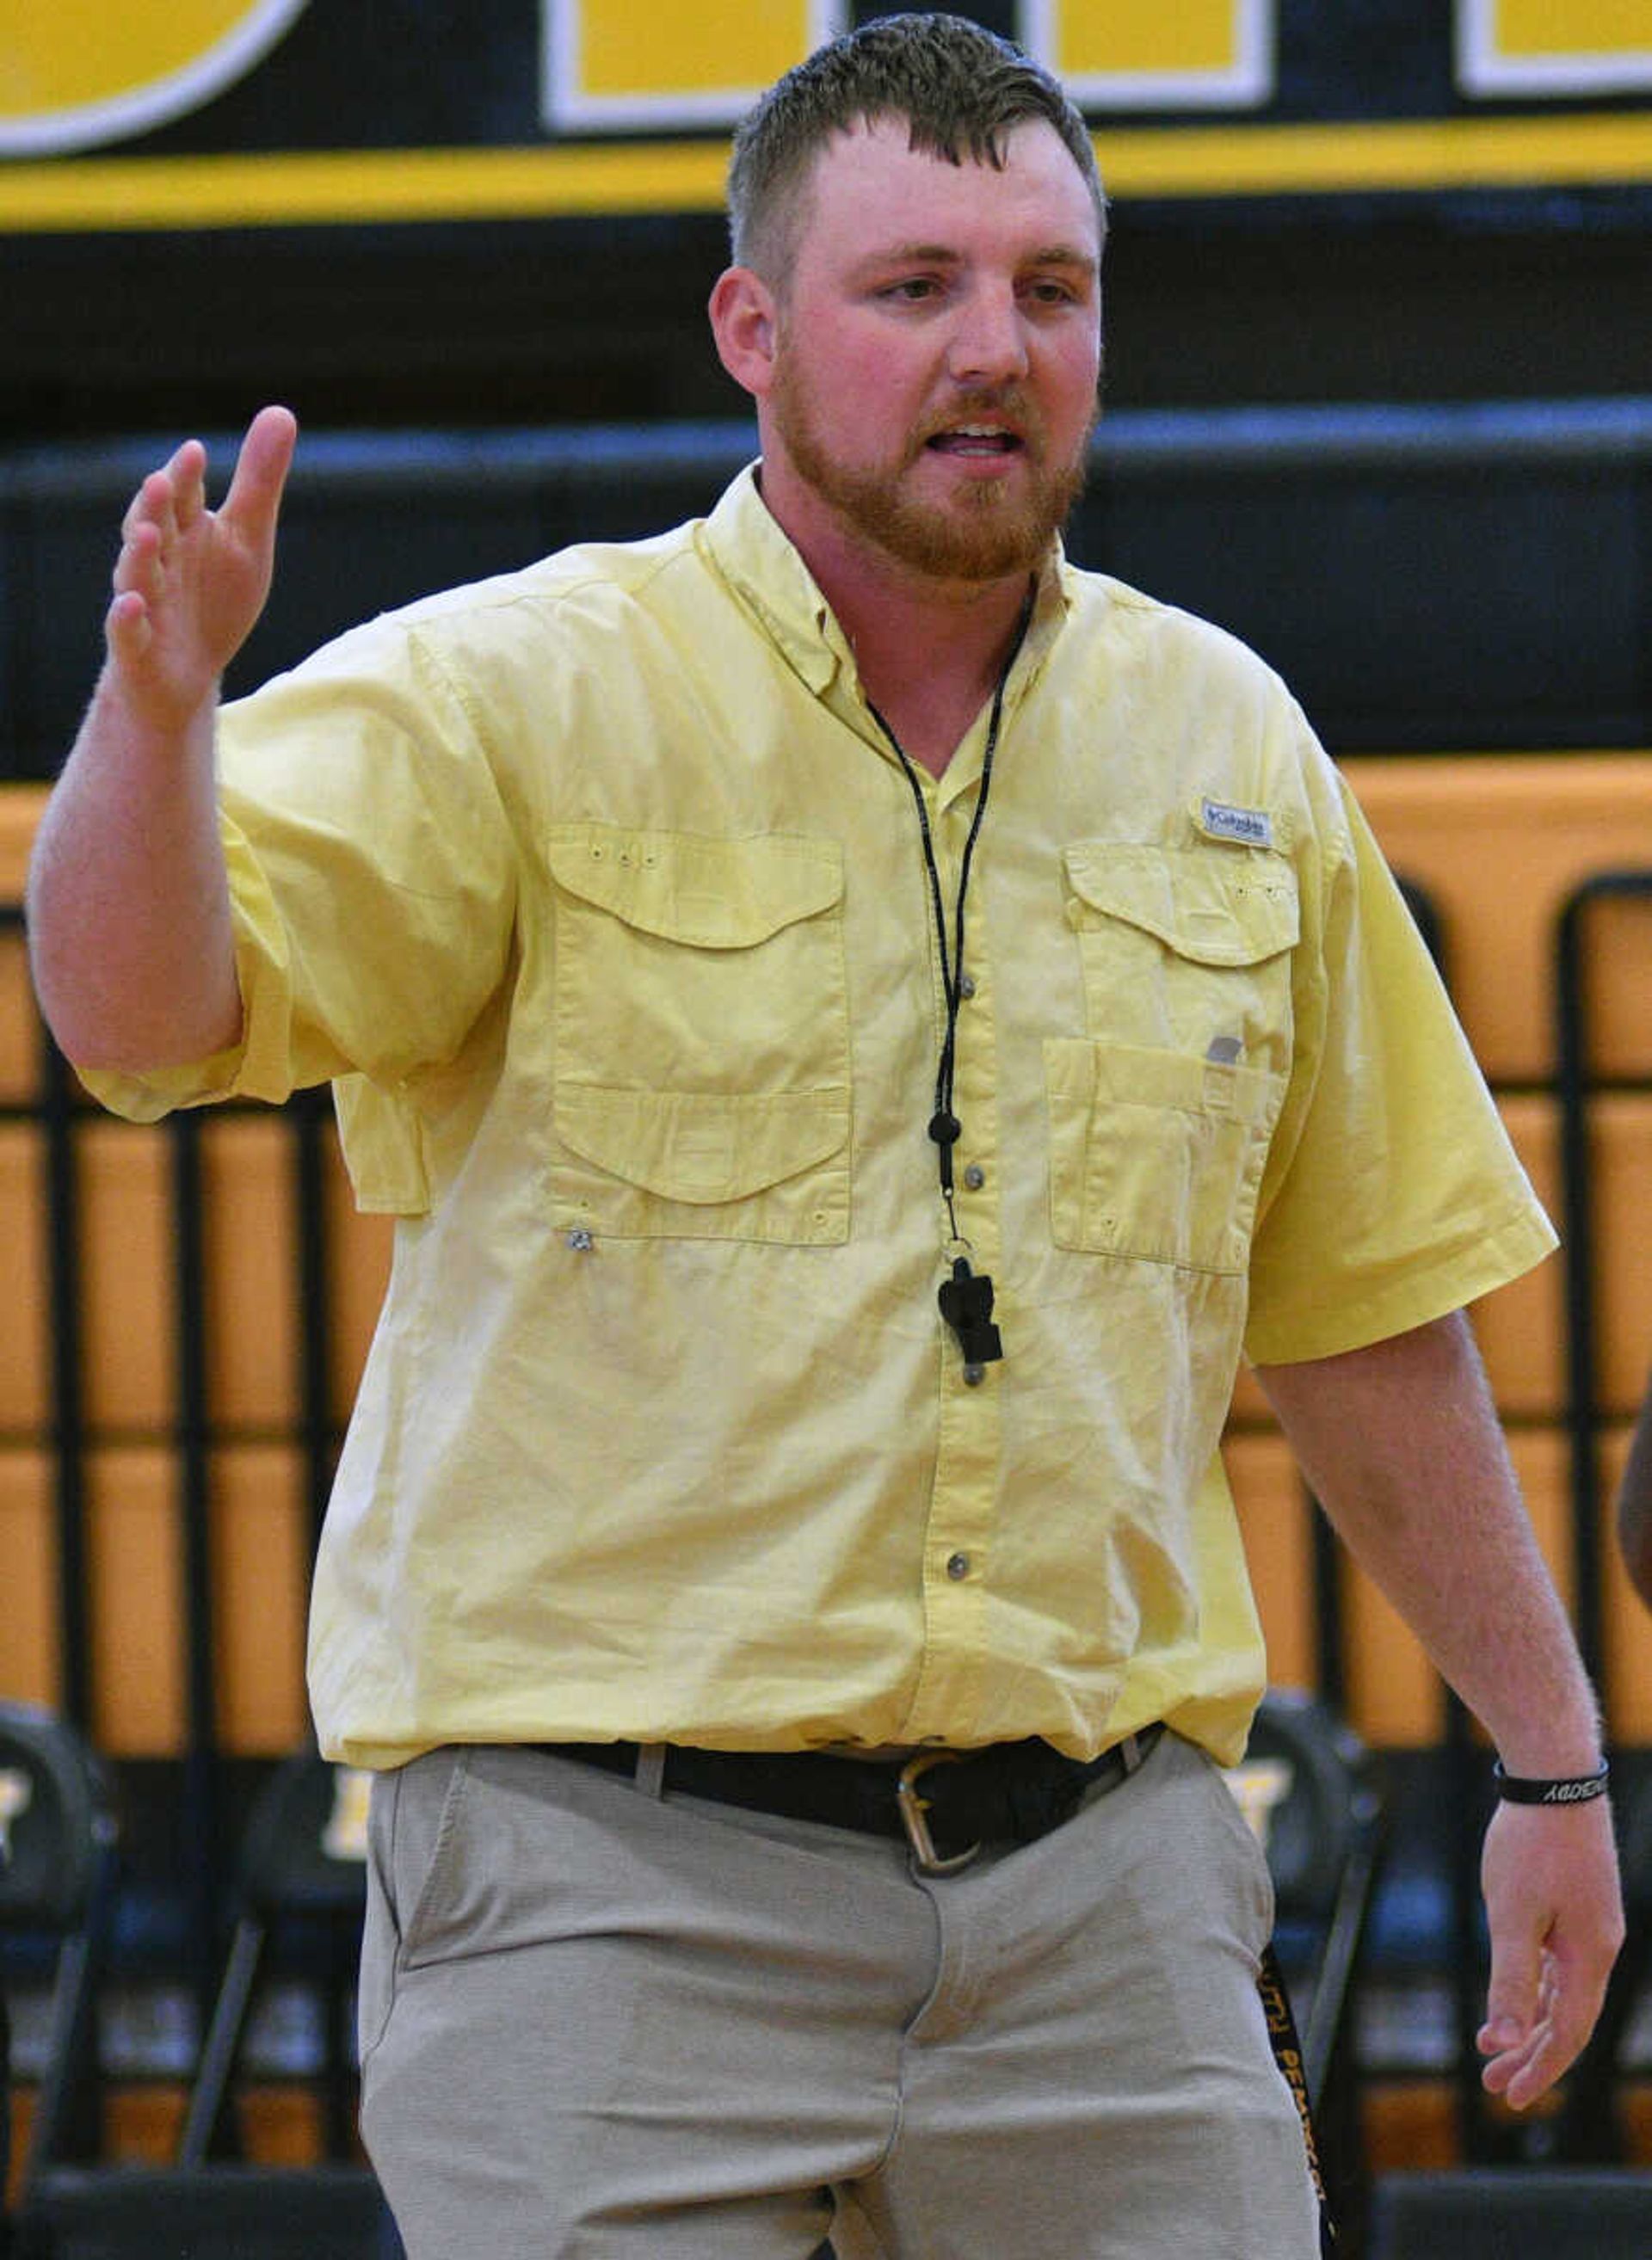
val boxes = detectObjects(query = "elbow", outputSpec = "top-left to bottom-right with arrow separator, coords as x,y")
28,951 -> 243,1077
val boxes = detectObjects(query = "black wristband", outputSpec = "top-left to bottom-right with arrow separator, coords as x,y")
1491,1758 -> 1610,1807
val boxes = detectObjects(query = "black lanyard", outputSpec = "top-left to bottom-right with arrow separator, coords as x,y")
867,588 -> 1032,1376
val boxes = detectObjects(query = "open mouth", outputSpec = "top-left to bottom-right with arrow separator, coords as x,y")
925,423 -> 1025,458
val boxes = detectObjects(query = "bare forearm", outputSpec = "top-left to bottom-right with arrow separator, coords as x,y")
28,677 -> 241,1070
26,410 -> 295,1073
1255,1311 -> 1602,1774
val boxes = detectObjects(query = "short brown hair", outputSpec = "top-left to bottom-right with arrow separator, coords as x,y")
727,11 -> 1106,281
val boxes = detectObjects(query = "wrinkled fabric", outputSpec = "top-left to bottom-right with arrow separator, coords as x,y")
357,1735 -> 1318,2259
85,468 -> 1554,1770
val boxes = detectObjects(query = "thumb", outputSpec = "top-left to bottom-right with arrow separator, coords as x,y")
1480,1921 -> 1540,2051
1482,1799 -> 1545,2052
220,404 -> 299,545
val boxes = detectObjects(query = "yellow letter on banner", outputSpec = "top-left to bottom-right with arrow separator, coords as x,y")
545,0 -> 849,132
0,0 -> 309,157
1021,0 -> 1274,109
1458,0 -> 1652,93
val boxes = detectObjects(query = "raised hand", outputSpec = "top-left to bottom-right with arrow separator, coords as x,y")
27,407 -> 297,1068
104,403 -> 298,735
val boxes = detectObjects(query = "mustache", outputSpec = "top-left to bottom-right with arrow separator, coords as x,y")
909,390 -> 1041,456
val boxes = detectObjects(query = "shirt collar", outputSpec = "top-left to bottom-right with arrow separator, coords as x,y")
702,462 -> 1072,730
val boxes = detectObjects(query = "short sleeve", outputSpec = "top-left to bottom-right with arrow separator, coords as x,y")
79,614 -> 518,1124
1242,779 -> 1555,1365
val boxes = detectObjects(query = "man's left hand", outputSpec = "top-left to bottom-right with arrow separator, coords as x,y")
1476,1795 -> 1624,2108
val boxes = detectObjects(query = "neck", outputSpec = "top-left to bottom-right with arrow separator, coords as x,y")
841,568 -> 1031,710
756,462 -> 1040,776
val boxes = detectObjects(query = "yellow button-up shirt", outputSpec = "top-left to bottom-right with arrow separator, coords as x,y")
90,468 -> 1554,1770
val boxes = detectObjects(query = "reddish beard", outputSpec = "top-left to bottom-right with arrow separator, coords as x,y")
770,364 -> 1093,584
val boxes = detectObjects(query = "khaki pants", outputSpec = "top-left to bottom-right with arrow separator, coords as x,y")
358,1731 -> 1319,2259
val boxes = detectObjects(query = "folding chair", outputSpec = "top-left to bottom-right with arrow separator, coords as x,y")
0,1704 -> 119,2217
177,1745 -> 371,2167
14,1745 -> 400,2260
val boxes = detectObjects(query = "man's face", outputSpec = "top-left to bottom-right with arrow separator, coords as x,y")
761,114 -> 1103,588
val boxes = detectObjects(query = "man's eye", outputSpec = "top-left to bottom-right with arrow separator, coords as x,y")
884,277 -> 940,301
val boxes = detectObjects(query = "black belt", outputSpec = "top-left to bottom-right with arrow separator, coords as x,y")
543,1723 -> 1165,1874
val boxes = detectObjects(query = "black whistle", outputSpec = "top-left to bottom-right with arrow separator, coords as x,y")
938,1256 -> 1003,1367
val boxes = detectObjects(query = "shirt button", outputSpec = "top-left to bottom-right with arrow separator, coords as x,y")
946,1551 -> 971,1580
958,973 -> 977,1000
963,1163 -> 985,1191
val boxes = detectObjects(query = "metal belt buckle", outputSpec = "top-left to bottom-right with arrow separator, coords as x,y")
896,1751 -> 982,1875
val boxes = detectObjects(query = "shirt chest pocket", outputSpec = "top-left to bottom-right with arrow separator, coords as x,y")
1045,842 -> 1297,1273
545,824 -> 851,1244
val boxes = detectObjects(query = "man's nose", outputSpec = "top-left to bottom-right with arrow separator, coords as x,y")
945,284 -> 1031,385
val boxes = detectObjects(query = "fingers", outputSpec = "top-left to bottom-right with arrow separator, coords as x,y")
1476,1799 -> 1623,2111
112,447 -> 204,641
107,512 -> 164,664
120,442 -> 206,545
1480,2018 -> 1557,2109
1480,1910 -> 1543,2064
1477,1944 -> 1600,2110
105,407 -> 295,677
168,434 -> 210,530
103,586 -> 153,669
112,404 -> 294,584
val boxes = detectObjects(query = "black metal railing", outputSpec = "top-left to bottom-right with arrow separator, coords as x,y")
3,841 -> 1648,2165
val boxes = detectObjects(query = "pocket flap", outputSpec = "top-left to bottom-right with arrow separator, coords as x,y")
547,826 -> 843,949
557,1083 -> 849,1204
1045,1036 -> 1282,1125
1063,843 -> 1298,966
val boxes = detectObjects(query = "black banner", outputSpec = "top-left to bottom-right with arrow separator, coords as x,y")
3,0 -> 1651,227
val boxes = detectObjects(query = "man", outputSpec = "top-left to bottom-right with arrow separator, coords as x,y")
26,15 -> 1621,2257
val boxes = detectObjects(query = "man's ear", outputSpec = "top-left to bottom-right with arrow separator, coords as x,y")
708,266 -> 779,400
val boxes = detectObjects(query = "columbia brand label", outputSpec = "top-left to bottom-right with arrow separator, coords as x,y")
1200,798 -> 1273,849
